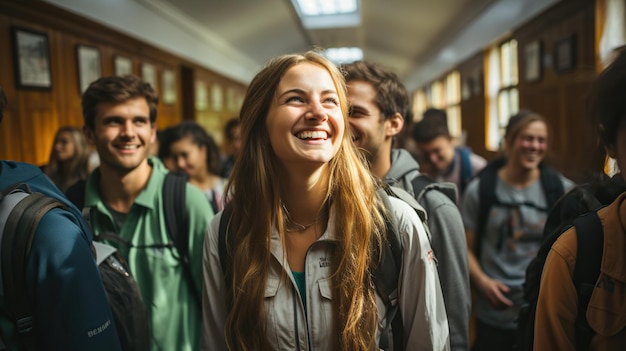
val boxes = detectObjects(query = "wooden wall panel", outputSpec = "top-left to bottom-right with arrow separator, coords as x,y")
514,0 -> 599,182
0,0 -> 246,166
458,51 -> 493,160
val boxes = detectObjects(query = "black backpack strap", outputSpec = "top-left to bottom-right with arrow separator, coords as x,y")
374,188 -> 404,351
217,203 -> 234,289
162,172 -> 201,305
64,179 -> 86,209
1,185 -> 66,351
572,211 -> 603,351
539,165 -> 565,211
458,147 -> 473,194
475,161 -> 501,260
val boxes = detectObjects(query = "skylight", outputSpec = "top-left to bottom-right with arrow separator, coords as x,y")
291,0 -> 361,29
324,47 -> 363,65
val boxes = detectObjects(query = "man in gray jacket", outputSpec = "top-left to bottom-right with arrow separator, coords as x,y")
344,61 -> 471,351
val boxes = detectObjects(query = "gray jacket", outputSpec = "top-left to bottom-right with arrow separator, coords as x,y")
385,148 -> 471,351
201,196 -> 450,350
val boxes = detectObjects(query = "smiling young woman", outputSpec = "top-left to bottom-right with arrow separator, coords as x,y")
201,51 -> 449,351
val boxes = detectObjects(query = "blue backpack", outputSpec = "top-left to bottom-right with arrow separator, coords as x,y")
0,183 -> 150,351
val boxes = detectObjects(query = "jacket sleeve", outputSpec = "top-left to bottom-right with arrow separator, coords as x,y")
28,209 -> 122,351
201,212 -> 229,351
534,228 -> 578,351
423,192 -> 470,351
391,197 -> 450,351
185,183 -> 214,298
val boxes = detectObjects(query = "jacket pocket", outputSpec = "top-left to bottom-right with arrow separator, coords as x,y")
587,277 -> 626,336
263,277 -> 281,347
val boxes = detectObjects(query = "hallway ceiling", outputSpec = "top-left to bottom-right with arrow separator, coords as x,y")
155,0 -> 556,88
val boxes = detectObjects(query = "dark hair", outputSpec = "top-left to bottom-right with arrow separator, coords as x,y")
224,117 -> 240,142
589,47 -> 626,148
0,84 -> 6,124
342,61 -> 413,125
82,75 -> 158,129
412,110 -> 451,142
159,120 -> 222,175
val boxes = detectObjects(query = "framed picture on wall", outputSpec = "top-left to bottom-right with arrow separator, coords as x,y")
141,63 -> 158,92
554,34 -> 576,73
11,26 -> 52,89
524,40 -> 542,82
162,69 -> 176,105
114,55 -> 133,76
77,45 -> 102,94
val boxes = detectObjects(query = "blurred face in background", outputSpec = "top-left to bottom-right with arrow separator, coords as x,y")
54,131 -> 76,162
169,136 -> 208,181
507,120 -> 548,172
416,135 -> 455,175
230,125 -> 242,157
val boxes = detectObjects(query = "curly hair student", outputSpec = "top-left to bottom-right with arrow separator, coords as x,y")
201,51 -> 449,350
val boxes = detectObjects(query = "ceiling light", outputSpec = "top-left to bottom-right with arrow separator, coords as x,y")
291,0 -> 360,29
324,47 -> 363,65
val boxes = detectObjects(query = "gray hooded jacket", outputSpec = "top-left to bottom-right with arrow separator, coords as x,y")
385,148 -> 471,351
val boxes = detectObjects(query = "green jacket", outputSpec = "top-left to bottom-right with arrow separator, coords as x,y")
85,157 -> 213,351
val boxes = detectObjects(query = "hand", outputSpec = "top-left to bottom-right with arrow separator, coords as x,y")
477,276 -> 513,310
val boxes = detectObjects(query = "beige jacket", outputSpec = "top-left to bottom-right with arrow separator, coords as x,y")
534,192 -> 626,350
201,196 -> 450,350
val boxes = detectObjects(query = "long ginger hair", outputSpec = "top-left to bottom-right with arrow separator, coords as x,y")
223,51 -> 387,350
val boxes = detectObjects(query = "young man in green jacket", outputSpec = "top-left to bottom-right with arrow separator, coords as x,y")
71,75 -> 213,351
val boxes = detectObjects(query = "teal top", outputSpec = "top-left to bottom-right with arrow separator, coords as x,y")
84,157 -> 213,351
292,270 -> 306,310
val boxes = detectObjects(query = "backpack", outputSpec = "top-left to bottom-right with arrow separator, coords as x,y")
217,186 -> 419,351
516,178 -> 626,351
0,183 -> 150,351
72,172 -> 201,306
411,174 -> 457,205
457,147 -> 473,195
474,157 -> 565,259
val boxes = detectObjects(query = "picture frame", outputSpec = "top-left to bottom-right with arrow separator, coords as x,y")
141,63 -> 158,92
77,45 -> 102,94
554,34 -> 576,73
524,40 -> 542,82
161,69 -> 177,105
11,26 -> 52,89
114,55 -> 133,76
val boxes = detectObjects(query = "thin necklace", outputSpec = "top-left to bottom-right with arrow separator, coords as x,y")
282,203 -> 327,232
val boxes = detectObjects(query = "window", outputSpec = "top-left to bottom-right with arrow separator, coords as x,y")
486,39 -> 519,150
412,71 -> 462,138
445,71 -> 462,139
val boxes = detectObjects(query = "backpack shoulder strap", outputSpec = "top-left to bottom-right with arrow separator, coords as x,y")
64,179 -> 86,209
217,203 -> 234,289
1,184 -> 66,351
475,162 -> 501,259
539,165 -> 566,211
411,175 -> 458,205
374,187 -> 404,351
411,174 -> 436,199
572,211 -> 603,351
162,172 -> 201,304
458,147 -> 473,194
